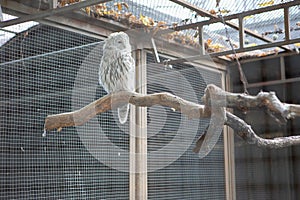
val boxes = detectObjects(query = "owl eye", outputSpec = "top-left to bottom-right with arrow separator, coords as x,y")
117,40 -> 122,44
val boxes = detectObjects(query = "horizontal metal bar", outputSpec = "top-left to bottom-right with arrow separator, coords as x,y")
0,41 -> 102,66
226,20 -> 291,51
162,38 -> 300,65
67,10 -> 128,31
171,0 -> 293,53
247,77 -> 300,88
177,1 -> 300,29
0,0 -> 112,28
1,2 -> 115,38
0,27 -> 18,34
169,0 -> 213,18
230,50 -> 299,65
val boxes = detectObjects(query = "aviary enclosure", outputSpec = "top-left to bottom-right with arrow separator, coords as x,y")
0,0 -> 300,199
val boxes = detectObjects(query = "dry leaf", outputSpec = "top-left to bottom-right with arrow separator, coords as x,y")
140,15 -> 153,26
244,15 -> 254,20
258,0 -> 274,7
210,43 -> 225,52
258,52 -> 268,57
122,2 -> 129,9
245,43 -> 257,47
114,3 -> 122,11
85,7 -> 91,16
209,9 -> 217,15
172,22 -> 178,29
96,3 -> 107,10
114,2 -> 129,11
206,38 -> 212,46
219,9 -> 230,14
124,12 -> 133,18
157,21 -> 167,29
128,15 -> 137,24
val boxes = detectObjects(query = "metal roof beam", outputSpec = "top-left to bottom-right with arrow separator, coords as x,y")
176,1 -> 300,29
169,0 -> 215,18
1,0 -> 116,38
162,37 -> 300,65
0,0 -> 112,28
170,0 -> 294,52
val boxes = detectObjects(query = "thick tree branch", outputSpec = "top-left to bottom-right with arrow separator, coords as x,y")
225,112 -> 300,148
44,91 -> 210,131
44,84 -> 300,150
202,84 -> 300,123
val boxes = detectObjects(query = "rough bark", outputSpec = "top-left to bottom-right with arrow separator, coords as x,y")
44,84 -> 300,149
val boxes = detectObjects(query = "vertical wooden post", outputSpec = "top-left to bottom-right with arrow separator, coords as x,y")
130,49 -> 147,200
224,73 -> 236,200
238,16 -> 244,50
224,126 -> 236,200
280,56 -> 286,101
280,56 -> 286,81
198,26 -> 205,55
129,103 -> 136,200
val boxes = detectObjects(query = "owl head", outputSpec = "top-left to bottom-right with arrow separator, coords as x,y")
103,32 -> 131,53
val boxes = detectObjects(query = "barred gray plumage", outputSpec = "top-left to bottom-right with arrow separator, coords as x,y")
99,32 -> 135,124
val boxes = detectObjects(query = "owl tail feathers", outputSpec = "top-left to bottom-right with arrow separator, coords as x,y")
118,104 -> 129,124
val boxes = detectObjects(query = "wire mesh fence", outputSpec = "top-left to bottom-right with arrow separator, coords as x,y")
0,24 -> 129,199
0,22 -> 225,199
146,53 -> 225,199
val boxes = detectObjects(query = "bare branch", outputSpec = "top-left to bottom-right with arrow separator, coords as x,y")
225,112 -> 300,148
202,84 -> 298,123
44,91 -> 210,131
44,84 -> 300,150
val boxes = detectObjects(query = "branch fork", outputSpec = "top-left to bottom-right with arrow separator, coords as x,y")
44,84 -> 300,151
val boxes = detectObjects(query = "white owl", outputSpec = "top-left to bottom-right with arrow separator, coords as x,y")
99,32 -> 135,124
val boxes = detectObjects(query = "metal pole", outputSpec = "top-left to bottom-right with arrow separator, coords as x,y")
198,26 -> 205,55
238,16 -> 244,50
284,7 -> 290,41
161,38 -> 300,65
